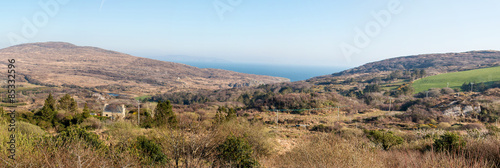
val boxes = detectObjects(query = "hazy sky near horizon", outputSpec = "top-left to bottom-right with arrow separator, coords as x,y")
1,0 -> 499,67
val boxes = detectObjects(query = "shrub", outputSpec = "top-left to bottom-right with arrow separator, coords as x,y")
363,84 -> 380,93
215,119 -> 275,158
337,127 -> 365,140
80,117 -> 101,130
418,124 -> 432,129
310,124 -> 335,132
437,122 -> 451,129
486,125 -> 500,135
466,129 -> 487,139
214,106 -> 237,124
433,132 -> 466,152
365,130 -> 404,150
268,133 -> 383,167
450,123 -> 463,130
463,136 -> 500,167
440,87 -> 455,94
106,121 -> 140,145
417,88 -> 442,98
57,126 -> 106,150
135,136 -> 169,164
415,129 -> 445,140
217,134 -> 259,167
462,123 -> 484,130
17,121 -> 46,136
406,105 -> 435,123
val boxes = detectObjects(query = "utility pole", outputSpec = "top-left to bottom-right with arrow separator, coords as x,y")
137,100 -> 140,125
389,97 -> 392,112
337,106 -> 340,122
276,109 -> 279,125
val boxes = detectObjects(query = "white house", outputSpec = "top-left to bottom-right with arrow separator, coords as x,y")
102,103 -> 126,120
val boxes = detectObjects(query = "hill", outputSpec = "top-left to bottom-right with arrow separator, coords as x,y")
0,42 -> 289,94
308,50 -> 500,86
325,50 -> 500,78
413,66 -> 500,93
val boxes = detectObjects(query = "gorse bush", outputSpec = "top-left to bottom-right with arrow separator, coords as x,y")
135,136 -> 169,164
433,132 -> 466,152
217,134 -> 259,168
365,129 -> 404,150
57,126 -> 106,150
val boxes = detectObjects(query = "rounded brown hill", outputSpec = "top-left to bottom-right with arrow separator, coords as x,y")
0,42 -> 289,93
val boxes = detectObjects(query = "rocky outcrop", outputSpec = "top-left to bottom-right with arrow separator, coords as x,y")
443,105 -> 481,116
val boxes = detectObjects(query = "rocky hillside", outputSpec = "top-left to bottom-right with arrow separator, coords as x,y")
0,42 -> 288,93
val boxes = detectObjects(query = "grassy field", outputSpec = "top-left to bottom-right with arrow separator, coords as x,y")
380,80 -> 407,91
0,82 -> 46,93
413,66 -> 500,93
134,95 -> 152,101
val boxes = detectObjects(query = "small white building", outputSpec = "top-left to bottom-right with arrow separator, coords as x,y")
102,103 -> 126,120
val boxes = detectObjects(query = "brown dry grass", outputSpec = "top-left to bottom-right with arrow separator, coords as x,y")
2,112 -> 499,167
264,132 -> 495,168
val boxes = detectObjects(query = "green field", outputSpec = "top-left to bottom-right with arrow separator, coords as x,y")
413,66 -> 500,93
134,95 -> 152,101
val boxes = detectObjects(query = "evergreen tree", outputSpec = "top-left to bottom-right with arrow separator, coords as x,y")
419,69 -> 426,78
58,94 -> 78,112
363,84 -> 380,93
154,100 -> 177,128
214,106 -> 237,124
475,82 -> 487,92
412,69 -> 420,79
35,93 -> 58,126
45,93 -> 56,111
82,103 -> 91,118
461,82 -> 470,91
403,70 -> 411,78
70,100 -> 78,112
226,107 -> 237,121
140,109 -> 155,128
214,106 -> 227,124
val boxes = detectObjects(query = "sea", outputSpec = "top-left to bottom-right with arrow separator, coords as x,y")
169,61 -> 348,82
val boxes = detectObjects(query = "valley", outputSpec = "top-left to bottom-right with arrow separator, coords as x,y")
1,44 -> 500,167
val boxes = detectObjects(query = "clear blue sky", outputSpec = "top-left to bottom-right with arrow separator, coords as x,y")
1,0 -> 499,67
